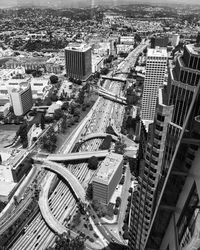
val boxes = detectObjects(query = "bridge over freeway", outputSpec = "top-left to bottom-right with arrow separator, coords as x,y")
81,132 -> 119,143
98,86 -> 126,101
47,150 -> 109,162
97,90 -> 127,105
101,75 -> 127,83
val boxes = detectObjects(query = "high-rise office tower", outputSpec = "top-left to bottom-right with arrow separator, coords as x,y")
10,83 -> 33,116
141,48 -> 168,125
129,37 -> 200,250
129,86 -> 174,250
171,34 -> 180,47
65,44 -> 92,81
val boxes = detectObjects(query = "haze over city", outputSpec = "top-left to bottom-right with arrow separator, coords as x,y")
0,0 -> 200,8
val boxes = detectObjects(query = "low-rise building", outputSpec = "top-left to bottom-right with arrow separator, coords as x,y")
92,55 -> 104,73
92,152 -> 123,204
30,77 -> 50,99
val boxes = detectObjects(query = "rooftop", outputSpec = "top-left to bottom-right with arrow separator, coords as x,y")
0,181 -> 16,197
147,47 -> 168,58
93,152 -> 123,185
186,43 -> 200,56
65,43 -> 91,52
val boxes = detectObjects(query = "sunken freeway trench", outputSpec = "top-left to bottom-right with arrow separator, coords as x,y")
9,42 -> 148,249
10,80 -> 125,250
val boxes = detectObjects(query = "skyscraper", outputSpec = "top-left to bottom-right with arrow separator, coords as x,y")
144,36 -> 200,250
129,86 -> 174,250
141,48 -> 168,125
129,38 -> 200,250
65,44 -> 92,81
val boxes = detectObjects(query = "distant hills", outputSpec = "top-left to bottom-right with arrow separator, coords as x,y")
0,0 -> 200,9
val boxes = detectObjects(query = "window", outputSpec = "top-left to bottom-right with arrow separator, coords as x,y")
156,124 -> 163,131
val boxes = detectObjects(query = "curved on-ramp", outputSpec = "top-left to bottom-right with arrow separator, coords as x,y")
38,161 -> 104,250
38,172 -> 78,237
36,159 -> 86,203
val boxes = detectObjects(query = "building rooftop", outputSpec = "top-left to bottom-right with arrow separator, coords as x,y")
186,43 -> 200,56
65,43 -> 91,52
93,152 -> 123,185
0,181 -> 16,197
147,47 -> 168,58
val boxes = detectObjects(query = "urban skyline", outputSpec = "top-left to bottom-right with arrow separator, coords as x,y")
0,2 -> 200,250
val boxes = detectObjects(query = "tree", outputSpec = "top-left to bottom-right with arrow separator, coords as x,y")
99,135 -> 112,150
54,109 -> 63,120
74,108 -> 81,117
116,197 -> 121,207
61,101 -> 69,111
123,230 -> 129,240
106,125 -> 116,135
40,113 -> 45,130
41,127 -> 57,153
114,141 -> 125,155
88,156 -> 98,170
114,208 -> 119,215
50,94 -> 58,102
52,232 -> 85,250
61,116 -> 67,133
50,75 -> 58,84
86,183 -> 93,200
16,122 -> 28,146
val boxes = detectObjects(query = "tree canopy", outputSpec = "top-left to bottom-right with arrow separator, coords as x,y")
88,156 -> 98,170
50,75 -> 59,84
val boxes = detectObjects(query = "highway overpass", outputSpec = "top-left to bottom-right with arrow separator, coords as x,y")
101,75 -> 127,83
98,90 -> 127,105
47,150 -> 109,162
98,86 -> 126,101
81,132 -> 119,143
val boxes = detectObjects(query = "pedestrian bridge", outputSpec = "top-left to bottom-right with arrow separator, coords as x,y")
101,75 -> 127,83
47,150 -> 109,162
99,86 -> 126,101
98,90 -> 127,105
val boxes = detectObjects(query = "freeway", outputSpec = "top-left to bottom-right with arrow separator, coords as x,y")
10,41 -> 148,250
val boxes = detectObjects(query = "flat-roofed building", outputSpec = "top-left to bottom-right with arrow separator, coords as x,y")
65,43 -> 92,81
30,78 -> 50,99
92,153 -> 123,204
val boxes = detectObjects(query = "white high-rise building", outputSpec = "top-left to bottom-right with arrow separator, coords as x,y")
171,33 -> 180,47
9,82 -> 33,116
141,48 -> 168,124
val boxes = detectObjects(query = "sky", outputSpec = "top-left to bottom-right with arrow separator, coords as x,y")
0,0 -> 200,8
